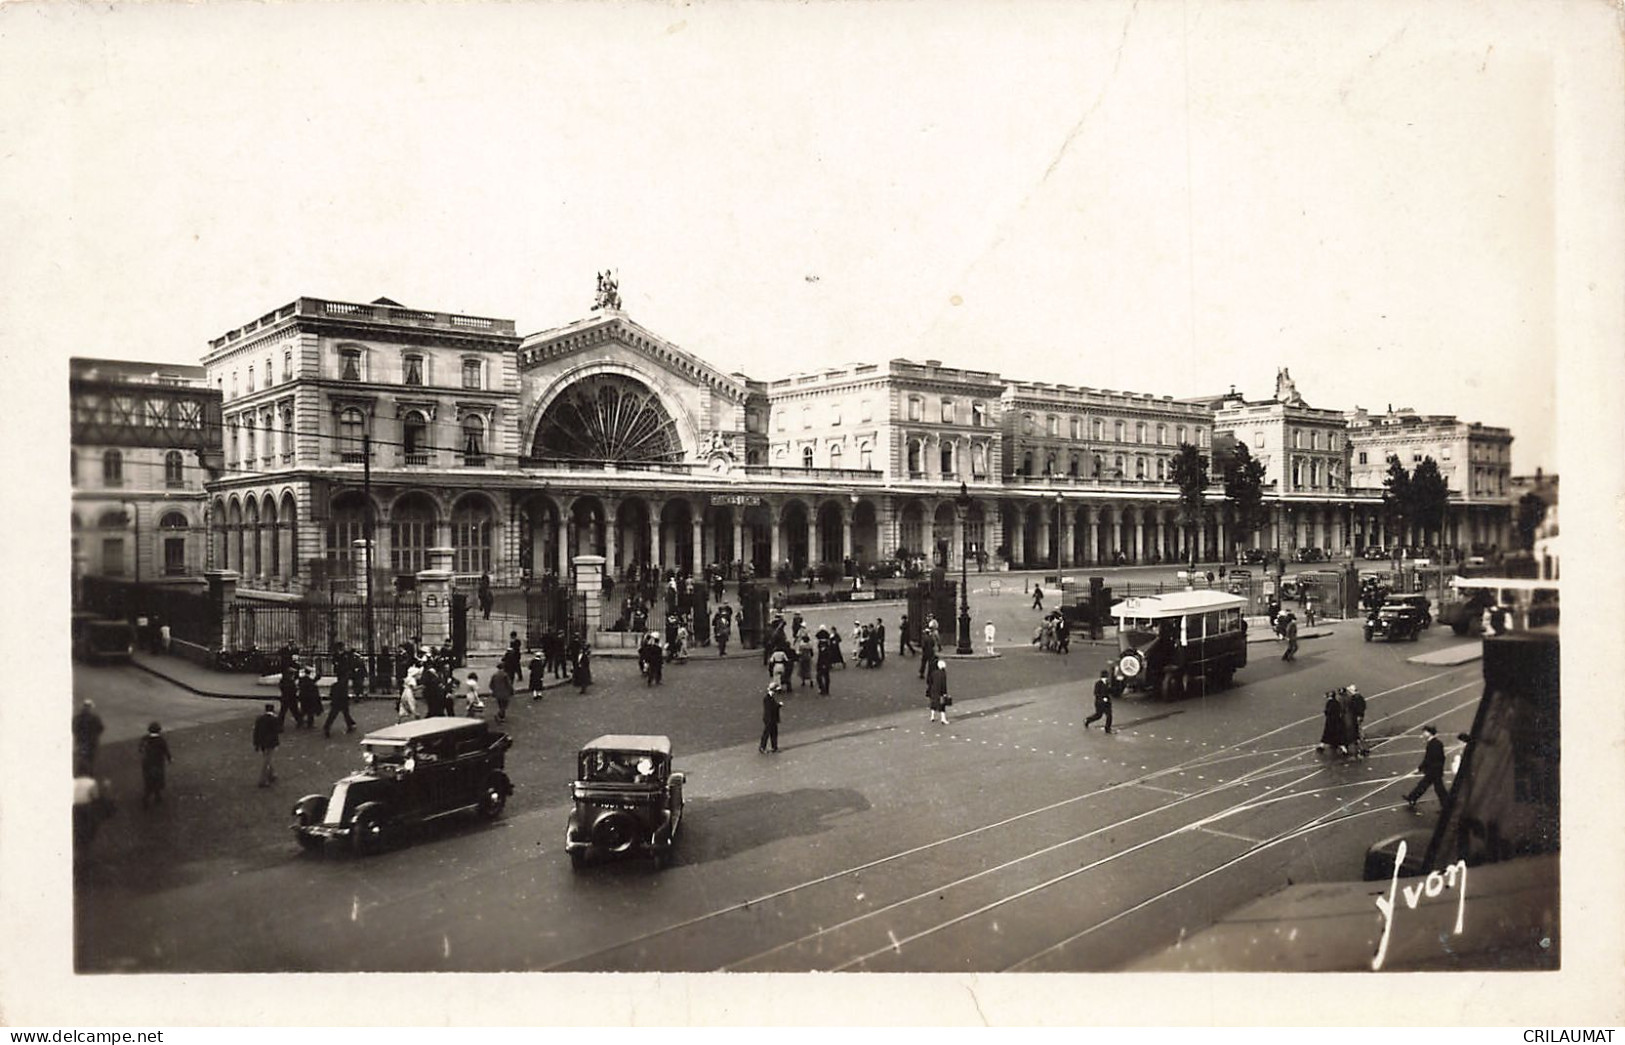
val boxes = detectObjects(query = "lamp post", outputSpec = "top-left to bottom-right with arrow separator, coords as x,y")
955,482 -> 974,654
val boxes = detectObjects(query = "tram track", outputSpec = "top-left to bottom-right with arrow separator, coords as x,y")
541,668 -> 1479,971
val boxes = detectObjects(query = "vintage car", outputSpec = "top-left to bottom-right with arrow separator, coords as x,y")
1237,548 -> 1268,565
1364,598 -> 1428,642
565,734 -> 686,871
293,718 -> 513,855
1387,593 -> 1433,629
1110,590 -> 1249,700
1363,546 -> 1389,561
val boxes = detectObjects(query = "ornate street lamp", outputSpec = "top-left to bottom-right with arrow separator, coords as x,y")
955,482 -> 974,654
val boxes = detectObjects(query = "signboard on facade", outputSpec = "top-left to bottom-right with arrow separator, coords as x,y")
710,494 -> 763,507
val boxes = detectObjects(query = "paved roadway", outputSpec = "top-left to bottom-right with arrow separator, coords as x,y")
72,571 -> 1482,973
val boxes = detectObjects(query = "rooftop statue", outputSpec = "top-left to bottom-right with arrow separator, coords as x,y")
1275,367 -> 1305,407
592,270 -> 622,312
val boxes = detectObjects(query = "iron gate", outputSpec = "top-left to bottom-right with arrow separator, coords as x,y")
525,578 -> 583,648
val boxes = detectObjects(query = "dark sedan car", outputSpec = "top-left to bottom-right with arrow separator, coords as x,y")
565,734 -> 686,871
1364,598 -> 1427,643
293,718 -> 513,855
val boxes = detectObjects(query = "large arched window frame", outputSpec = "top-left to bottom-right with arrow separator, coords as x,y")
164,450 -> 185,488
461,415 -> 486,464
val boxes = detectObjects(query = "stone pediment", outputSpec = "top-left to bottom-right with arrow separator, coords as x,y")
517,312 -> 749,404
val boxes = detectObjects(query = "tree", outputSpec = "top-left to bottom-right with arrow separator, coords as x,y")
1382,456 -> 1413,546
1409,457 -> 1450,547
1170,443 -> 1209,564
1222,442 -> 1268,555
1515,492 -> 1548,551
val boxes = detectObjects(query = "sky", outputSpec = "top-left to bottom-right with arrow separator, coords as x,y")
3,0 -> 1611,474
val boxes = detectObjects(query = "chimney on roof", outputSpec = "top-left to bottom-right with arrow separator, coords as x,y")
925,359 -> 942,368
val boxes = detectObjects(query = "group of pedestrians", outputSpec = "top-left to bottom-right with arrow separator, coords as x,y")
1033,612 -> 1071,654
1315,683 -> 1367,757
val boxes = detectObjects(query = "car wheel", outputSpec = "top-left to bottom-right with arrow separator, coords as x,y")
352,805 -> 389,856
477,776 -> 508,820
294,796 -> 328,850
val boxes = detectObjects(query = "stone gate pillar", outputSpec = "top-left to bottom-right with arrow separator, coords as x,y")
575,554 -> 606,637
205,569 -> 239,653
416,547 -> 455,647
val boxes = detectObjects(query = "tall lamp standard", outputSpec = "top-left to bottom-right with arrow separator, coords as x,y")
955,482 -> 974,654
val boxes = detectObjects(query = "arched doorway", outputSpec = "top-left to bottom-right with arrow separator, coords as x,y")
742,504 -> 773,576
931,502 -> 956,568
519,495 -> 562,581
160,511 -> 189,577
899,500 -> 926,560
780,500 -> 810,574
660,499 -> 696,574
852,500 -> 879,564
569,497 -> 606,562
615,497 -> 655,576
279,492 -> 298,581
816,500 -> 845,567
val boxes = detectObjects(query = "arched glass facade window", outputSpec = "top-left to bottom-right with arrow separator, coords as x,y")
1135,457 -> 1146,479
452,499 -> 493,575
859,443 -> 873,470
102,449 -> 123,486
939,442 -> 954,477
1069,455 -> 1080,477
971,402 -> 986,427
829,443 -> 842,469
1114,421 -> 1125,442
1156,458 -> 1166,481
164,450 -> 185,487
971,444 -> 986,477
1022,451 -> 1034,476
1044,453 -> 1056,475
802,447 -> 815,470
907,441 -> 922,474
390,496 -> 436,575
1136,422 -> 1147,444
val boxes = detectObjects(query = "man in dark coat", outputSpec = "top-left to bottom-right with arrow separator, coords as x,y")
712,607 -> 731,656
1405,726 -> 1450,811
477,572 -> 494,620
815,626 -> 834,695
1085,670 -> 1114,732
1281,614 -> 1299,662
253,703 -> 281,787
873,618 -> 887,665
137,722 -> 173,807
1317,691 -> 1346,754
899,613 -> 915,657
572,644 -> 593,693
759,682 -> 783,753
1344,684 -> 1368,756
421,663 -> 447,718
73,700 -> 105,775
323,666 -> 355,736
297,665 -> 323,729
918,624 -> 938,680
489,664 -> 514,722
278,665 -> 301,728
643,632 -> 664,686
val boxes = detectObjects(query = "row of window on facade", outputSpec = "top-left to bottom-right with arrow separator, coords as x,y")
1022,415 -> 1208,447
73,449 -> 190,488
73,509 -> 193,576
218,346 -> 490,401
221,407 -> 490,468
1255,428 -> 1339,451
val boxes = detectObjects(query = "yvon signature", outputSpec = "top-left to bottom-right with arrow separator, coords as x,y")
1372,839 -> 1467,971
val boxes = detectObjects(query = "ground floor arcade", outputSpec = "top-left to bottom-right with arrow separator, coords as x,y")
199,475 -> 1513,594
